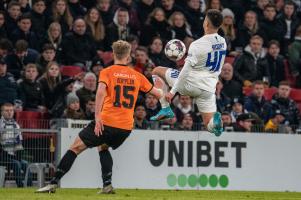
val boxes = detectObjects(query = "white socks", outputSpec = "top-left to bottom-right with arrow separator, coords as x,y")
207,117 -> 214,133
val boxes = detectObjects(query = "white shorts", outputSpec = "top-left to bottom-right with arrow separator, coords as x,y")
165,68 -> 217,113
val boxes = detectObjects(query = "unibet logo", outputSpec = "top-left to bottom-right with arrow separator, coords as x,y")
167,174 -> 229,188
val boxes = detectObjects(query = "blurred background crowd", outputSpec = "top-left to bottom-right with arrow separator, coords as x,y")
0,0 -> 301,133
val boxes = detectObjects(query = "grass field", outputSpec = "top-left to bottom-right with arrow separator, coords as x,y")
1,188 -> 301,200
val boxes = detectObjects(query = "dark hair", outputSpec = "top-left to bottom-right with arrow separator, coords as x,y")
8,1 -> 20,9
252,80 -> 264,87
284,0 -> 295,7
268,40 -> 280,48
17,13 -> 31,22
0,39 -> 13,51
279,81 -> 290,87
32,0 -> 45,5
42,43 -> 56,52
206,9 -> 223,29
15,40 -> 28,52
264,3 -> 276,11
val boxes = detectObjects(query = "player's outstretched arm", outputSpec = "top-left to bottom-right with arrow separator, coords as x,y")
148,87 -> 164,100
94,82 -> 107,136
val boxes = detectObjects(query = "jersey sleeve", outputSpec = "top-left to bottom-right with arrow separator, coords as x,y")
139,73 -> 153,93
98,68 -> 109,86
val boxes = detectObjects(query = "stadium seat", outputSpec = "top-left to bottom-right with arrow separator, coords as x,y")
224,56 -> 236,65
264,88 -> 277,101
284,59 -> 296,87
99,51 -> 113,65
60,65 -> 83,77
290,89 -> 301,103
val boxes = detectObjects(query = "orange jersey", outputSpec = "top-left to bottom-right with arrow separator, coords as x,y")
98,64 -> 153,130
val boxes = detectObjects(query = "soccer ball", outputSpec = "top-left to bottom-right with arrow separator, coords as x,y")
164,39 -> 186,61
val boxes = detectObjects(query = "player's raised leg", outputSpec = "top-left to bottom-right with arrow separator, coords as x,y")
36,136 -> 88,193
150,67 -> 176,121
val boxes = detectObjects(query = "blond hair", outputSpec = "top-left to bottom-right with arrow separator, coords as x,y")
52,0 -> 73,29
42,61 -> 61,90
84,8 -> 105,41
48,22 -> 62,47
112,40 -> 131,60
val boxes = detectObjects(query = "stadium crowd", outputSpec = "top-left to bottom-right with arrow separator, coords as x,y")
0,0 -> 301,133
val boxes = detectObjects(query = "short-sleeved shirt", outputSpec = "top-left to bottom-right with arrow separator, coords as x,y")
98,64 -> 153,130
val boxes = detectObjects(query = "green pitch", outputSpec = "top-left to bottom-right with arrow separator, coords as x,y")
1,188 -> 301,200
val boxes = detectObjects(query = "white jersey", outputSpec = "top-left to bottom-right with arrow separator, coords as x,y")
174,33 -> 227,94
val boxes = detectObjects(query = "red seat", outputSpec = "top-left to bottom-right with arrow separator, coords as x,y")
99,51 -> 113,65
264,88 -> 277,101
290,89 -> 301,103
284,59 -> 296,87
60,65 -> 83,77
224,56 -> 236,65
15,111 -> 50,139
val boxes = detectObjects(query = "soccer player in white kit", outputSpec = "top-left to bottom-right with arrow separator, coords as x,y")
151,9 -> 226,136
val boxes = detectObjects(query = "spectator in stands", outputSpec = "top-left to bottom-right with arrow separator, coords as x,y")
0,59 -> 18,105
137,0 -> 157,24
36,43 -> 57,75
49,78 -> 76,118
85,7 -> 105,51
134,105 -> 149,129
30,0 -> 48,41
44,22 -> 62,51
183,0 -> 204,39
143,64 -> 154,83
271,81 -> 301,126
5,1 -> 21,34
38,61 -> 61,110
79,0 -> 96,10
0,103 -> 32,187
140,7 -> 172,46
0,11 -> 7,39
90,57 -> 104,79
118,0 -> 141,34
18,64 -> 46,112
276,0 -> 300,55
62,92 -> 85,119
10,13 -> 40,51
288,25 -> 301,88
205,0 -> 223,12
68,0 -> 86,18
235,10 -> 265,49
260,3 -> 280,45
233,113 -> 254,132
0,39 -> 13,60
161,0 -> 183,19
60,18 -> 96,66
84,95 -> 95,120
51,0 -> 73,34
104,8 -> 132,51
220,8 -> 236,54
220,63 -> 243,100
216,79 -> 231,113
5,40 -> 39,80
264,109 -> 286,133
133,46 -> 154,74
252,0 -> 269,21
18,0 -> 30,13
76,72 -> 96,110
148,36 -> 175,67
127,34 -> 139,59
144,93 -> 160,120
244,80 -> 271,122
96,0 -> 115,26
230,97 -> 247,122
178,112 -> 195,131
234,35 -> 269,87
221,111 -> 234,130
174,95 -> 199,123
265,40 -> 285,87
168,11 -> 193,41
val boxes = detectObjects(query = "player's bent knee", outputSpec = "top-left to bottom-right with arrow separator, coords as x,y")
70,137 -> 87,155
98,144 -> 109,151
